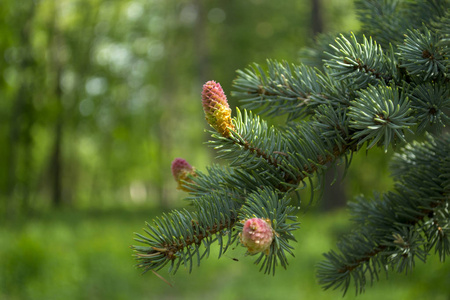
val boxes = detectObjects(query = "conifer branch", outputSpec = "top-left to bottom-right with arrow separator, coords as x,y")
132,2 -> 450,294
325,33 -> 396,87
317,134 -> 450,295
398,27 -> 449,81
232,60 -> 337,120
132,192 -> 241,274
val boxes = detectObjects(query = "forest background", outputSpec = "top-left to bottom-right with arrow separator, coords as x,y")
1,0 -> 448,299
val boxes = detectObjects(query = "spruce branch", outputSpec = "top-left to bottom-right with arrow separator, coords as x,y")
355,0 -> 404,47
209,108 -> 286,171
132,3 -> 450,294
355,0 -> 449,48
349,83 -> 415,151
132,78 -> 358,277
436,10 -> 450,48
232,61 -> 315,120
317,133 -> 450,296
410,83 -> 450,132
207,89 -> 354,193
132,191 -> 241,275
133,81 -> 345,276
232,60 -> 350,120
398,27 -> 449,81
236,187 -> 300,275
324,33 -> 396,88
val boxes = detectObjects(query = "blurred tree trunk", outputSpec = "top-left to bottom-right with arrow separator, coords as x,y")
49,2 -> 65,208
50,104 -> 63,208
311,0 -> 323,35
321,166 -> 347,211
7,75 -> 30,215
6,2 -> 36,218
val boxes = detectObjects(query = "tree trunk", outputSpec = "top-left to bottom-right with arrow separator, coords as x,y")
5,2 -> 36,218
311,0 -> 324,35
50,108 -> 63,208
49,1 -> 65,208
321,166 -> 347,211
6,78 -> 27,216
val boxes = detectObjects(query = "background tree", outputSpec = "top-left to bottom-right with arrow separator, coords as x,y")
132,0 -> 449,295
1,0 -> 449,299
1,0 -> 358,217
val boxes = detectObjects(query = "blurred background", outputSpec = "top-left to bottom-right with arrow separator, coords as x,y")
1,0 -> 448,299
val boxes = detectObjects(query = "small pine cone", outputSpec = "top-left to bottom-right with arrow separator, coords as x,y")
239,218 -> 274,255
171,158 -> 196,191
201,80 -> 235,137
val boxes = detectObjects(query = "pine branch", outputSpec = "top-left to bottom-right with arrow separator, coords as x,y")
132,81 -> 356,276
349,83 -> 415,151
132,4 -> 450,293
232,60 -> 327,120
398,26 -> 449,81
325,33 -> 397,87
413,85 -> 450,134
355,0 -> 449,48
236,187 -> 300,275
208,106 -> 355,192
132,191 -> 241,274
317,133 -> 450,295
209,108 -> 286,171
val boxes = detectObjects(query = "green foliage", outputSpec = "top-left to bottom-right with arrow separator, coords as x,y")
236,188 -> 300,275
132,0 -> 450,296
2,209 -> 450,300
133,192 -> 240,275
410,83 -> 450,132
355,0 -> 448,48
317,134 -> 450,295
325,33 -> 397,87
233,62 -> 327,120
399,27 -> 448,80
2,0 -> 356,215
349,83 -> 415,151
1,0 -> 448,297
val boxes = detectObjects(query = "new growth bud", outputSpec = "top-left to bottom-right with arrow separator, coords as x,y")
239,218 -> 275,255
202,80 -> 235,137
171,158 -> 196,191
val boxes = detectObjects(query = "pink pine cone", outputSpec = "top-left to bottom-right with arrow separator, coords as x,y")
240,218 -> 274,255
201,80 -> 229,114
171,158 -> 193,180
171,158 -> 196,191
201,80 -> 235,137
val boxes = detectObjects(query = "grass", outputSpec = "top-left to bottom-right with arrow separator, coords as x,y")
0,207 -> 449,300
